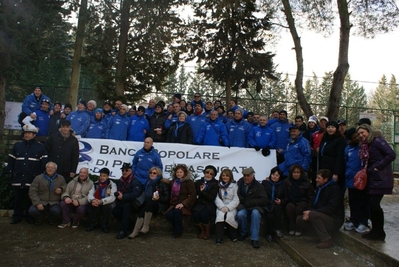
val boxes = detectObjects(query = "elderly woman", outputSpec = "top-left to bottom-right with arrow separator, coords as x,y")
284,164 -> 315,236
192,165 -> 219,240
166,111 -> 193,144
214,168 -> 239,245
129,167 -> 170,239
357,124 -> 396,241
165,164 -> 196,238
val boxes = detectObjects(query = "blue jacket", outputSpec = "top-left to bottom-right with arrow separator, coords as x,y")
270,120 -> 291,150
196,119 -> 229,146
106,112 -> 130,140
132,147 -> 163,185
344,144 -> 361,188
278,135 -> 312,176
188,113 -> 207,144
128,114 -> 150,142
66,110 -> 91,136
248,125 -> 276,149
86,118 -> 106,139
217,114 -> 229,124
22,93 -> 52,115
34,109 -> 51,137
145,106 -> 155,118
225,119 -> 252,148
164,113 -> 178,130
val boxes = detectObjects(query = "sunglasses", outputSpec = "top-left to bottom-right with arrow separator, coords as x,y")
149,171 -> 157,175
205,171 -> 214,175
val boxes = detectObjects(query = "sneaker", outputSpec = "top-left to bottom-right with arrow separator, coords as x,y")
294,231 -> 302,237
58,222 -> 71,229
355,224 -> 369,234
289,231 -> 295,236
72,222 -> 79,229
344,222 -> 355,231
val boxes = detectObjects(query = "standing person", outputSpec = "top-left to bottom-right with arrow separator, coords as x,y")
102,100 -> 113,126
214,169 -> 239,245
357,124 -> 396,241
47,101 -> 63,136
86,168 -> 117,233
294,116 -> 307,134
145,99 -> 156,118
132,137 -> 163,185
262,167 -> 286,243
112,163 -> 143,239
128,106 -> 150,142
106,104 -> 130,140
58,167 -> 93,229
166,111 -> 193,144
66,99 -> 91,137
185,103 -> 194,116
191,92 -> 206,109
192,165 -> 219,240
196,110 -> 229,147
248,115 -> 276,154
164,102 -> 181,130
129,167 -> 170,239
7,125 -> 48,224
19,86 -> 52,127
270,110 -> 292,164
337,119 -> 347,136
236,167 -> 268,249
147,103 -> 167,143
284,164 -> 315,236
225,108 -> 252,148
45,120 -> 79,183
22,98 -> 51,137
312,116 -> 329,151
187,103 -> 207,143
28,161 -> 67,225
86,100 -> 97,120
86,109 -> 106,139
165,164 -> 196,238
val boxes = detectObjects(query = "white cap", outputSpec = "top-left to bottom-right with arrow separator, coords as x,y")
320,116 -> 329,122
23,124 -> 38,133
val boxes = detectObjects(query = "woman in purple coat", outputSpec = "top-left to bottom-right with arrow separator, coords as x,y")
357,124 -> 396,241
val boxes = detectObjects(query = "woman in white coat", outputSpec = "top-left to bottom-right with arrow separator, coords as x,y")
214,168 -> 240,244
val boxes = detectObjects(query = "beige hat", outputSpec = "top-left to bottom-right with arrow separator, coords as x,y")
242,167 -> 255,175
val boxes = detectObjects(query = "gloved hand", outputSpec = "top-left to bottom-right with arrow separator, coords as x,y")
221,206 -> 229,213
254,146 -> 261,151
262,147 -> 271,157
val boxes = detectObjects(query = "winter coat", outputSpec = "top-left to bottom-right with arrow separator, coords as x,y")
303,125 -> 319,144
344,144 -> 361,189
226,119 -> 252,148
86,119 -> 106,139
192,177 -> 218,216
310,180 -> 344,231
366,135 -> 396,195
270,120 -> 291,150
66,110 -> 91,136
7,139 -> 48,187
278,135 -> 312,176
115,174 -> 143,203
237,178 -> 268,214
147,112 -> 167,142
187,113 -> 207,144
143,178 -> 171,213
47,111 -> 62,136
45,131 -> 79,178
61,176 -> 94,206
128,114 -> 150,142
215,182 -> 239,228
21,93 -> 52,116
261,179 -> 286,212
29,173 -> 67,206
33,109 -> 51,137
87,179 -> 117,206
145,106 -> 155,118
166,176 -> 197,215
283,176 -> 315,207
132,146 -> 163,185
248,125 -> 276,149
164,113 -> 178,130
166,121 -> 193,144
196,119 -> 229,146
106,112 -> 130,140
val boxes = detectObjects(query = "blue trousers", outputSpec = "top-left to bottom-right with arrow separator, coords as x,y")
236,208 -> 262,241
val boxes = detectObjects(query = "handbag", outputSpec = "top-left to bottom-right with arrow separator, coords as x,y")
133,192 -> 146,210
354,167 -> 367,190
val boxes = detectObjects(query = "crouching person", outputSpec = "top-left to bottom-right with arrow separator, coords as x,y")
129,167 -> 170,239
28,161 -> 67,225
236,167 -> 268,249
58,167 -> 93,229
296,169 -> 344,249
112,163 -> 143,239
86,168 -> 116,233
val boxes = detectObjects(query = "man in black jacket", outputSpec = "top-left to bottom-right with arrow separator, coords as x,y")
236,167 -> 268,249
296,169 -> 344,249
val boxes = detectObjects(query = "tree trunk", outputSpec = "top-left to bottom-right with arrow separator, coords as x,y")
0,74 -> 5,154
69,0 -> 88,109
115,0 -> 131,97
281,0 -> 313,118
225,77 -> 231,109
327,0 -> 351,121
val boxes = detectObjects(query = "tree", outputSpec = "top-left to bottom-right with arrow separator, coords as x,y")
187,0 -> 277,107
369,74 -> 398,124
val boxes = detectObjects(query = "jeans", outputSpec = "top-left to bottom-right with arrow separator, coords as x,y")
28,203 -> 61,221
236,208 -> 262,241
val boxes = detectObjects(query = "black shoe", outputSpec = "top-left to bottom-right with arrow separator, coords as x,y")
10,219 -> 21,224
238,233 -> 248,241
216,239 -> 222,245
116,231 -> 127,239
173,232 -> 182,239
362,231 -> 386,241
251,240 -> 260,249
275,230 -> 283,238
86,224 -> 98,232
102,225 -> 109,233
26,219 -> 34,224
266,235 -> 273,243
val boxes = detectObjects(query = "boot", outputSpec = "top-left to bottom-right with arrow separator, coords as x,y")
128,217 -> 144,239
140,212 -> 153,234
363,209 -> 385,241
197,223 -> 205,239
203,223 -> 211,240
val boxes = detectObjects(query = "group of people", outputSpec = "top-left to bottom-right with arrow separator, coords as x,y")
7,86 -> 396,250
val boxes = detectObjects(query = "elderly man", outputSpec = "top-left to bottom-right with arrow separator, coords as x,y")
86,168 -> 117,233
236,167 -> 268,249
132,137 -> 163,185
28,161 -> 67,225
296,169 -> 344,249
58,167 -> 93,229
7,124 -> 48,224
112,163 -> 143,239
145,99 -> 156,118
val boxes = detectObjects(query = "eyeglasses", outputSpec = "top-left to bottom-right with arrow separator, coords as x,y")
149,171 -> 157,175
205,171 -> 214,175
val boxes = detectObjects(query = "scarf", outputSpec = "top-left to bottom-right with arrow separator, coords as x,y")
313,179 -> 335,206
145,176 -> 161,198
43,172 -> 58,191
94,179 -> 110,200
119,174 -> 133,193
174,122 -> 186,138
268,179 -> 283,202
60,130 -> 71,139
358,141 -> 369,167
201,177 -> 212,191
219,181 -> 231,198
170,178 -> 181,203
288,176 -> 303,203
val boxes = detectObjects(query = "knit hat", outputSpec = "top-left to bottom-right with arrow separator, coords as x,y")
345,127 -> 357,139
173,93 -> 182,100
104,100 -> 112,107
235,108 -> 244,115
326,121 -> 339,128
204,165 -> 217,177
99,168 -> 110,176
54,101 -> 62,107
88,100 -> 97,108
79,99 -> 87,108
64,103 -> 72,110
320,116 -> 329,122
120,104 -> 128,111
94,108 -> 103,114
308,115 -> 317,124
137,106 -> 146,112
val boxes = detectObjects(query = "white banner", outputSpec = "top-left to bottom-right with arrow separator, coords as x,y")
77,138 -> 277,181
5,101 -> 23,130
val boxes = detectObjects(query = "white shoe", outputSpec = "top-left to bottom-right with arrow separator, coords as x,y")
355,224 -> 369,234
344,222 -> 355,231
